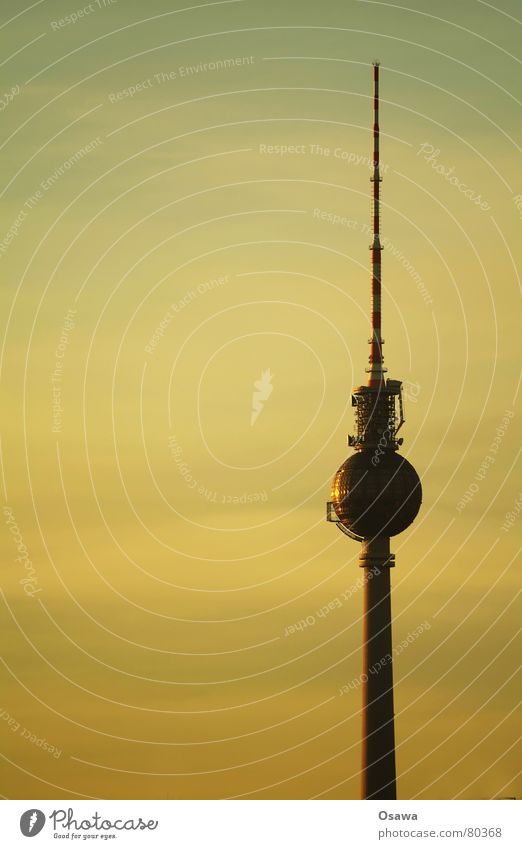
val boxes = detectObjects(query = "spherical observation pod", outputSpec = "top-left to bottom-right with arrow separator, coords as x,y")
331,451 -> 422,538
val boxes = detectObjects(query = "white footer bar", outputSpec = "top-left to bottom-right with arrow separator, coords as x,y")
1,799 -> 519,848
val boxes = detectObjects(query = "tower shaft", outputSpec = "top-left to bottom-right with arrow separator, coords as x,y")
360,539 -> 397,799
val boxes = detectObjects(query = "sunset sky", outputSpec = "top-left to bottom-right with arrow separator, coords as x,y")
0,0 -> 520,800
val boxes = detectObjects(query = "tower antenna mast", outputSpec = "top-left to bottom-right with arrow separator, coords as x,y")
369,61 -> 384,388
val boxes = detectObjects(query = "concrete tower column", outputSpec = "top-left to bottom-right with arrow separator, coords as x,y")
360,538 -> 396,800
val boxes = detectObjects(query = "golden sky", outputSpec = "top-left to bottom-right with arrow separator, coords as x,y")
0,0 -> 520,799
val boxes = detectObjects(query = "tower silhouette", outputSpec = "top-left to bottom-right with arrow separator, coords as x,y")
327,63 -> 422,800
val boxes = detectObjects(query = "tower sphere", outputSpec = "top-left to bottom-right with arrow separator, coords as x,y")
331,451 -> 422,538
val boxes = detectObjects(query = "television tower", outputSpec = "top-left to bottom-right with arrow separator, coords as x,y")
327,63 -> 422,800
